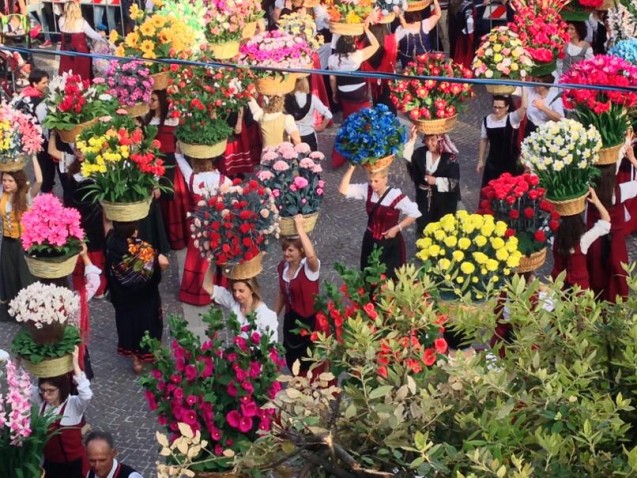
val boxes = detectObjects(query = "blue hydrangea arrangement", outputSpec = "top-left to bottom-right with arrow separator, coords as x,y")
608,39 -> 637,65
335,104 -> 407,166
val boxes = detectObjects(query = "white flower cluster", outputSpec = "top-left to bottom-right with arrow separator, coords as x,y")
608,2 -> 637,45
8,282 -> 80,328
521,119 -> 602,172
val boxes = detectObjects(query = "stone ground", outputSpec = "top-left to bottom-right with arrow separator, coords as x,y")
1,51 -> 636,475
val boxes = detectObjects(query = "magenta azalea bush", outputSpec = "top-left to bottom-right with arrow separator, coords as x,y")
140,308 -> 284,472
103,60 -> 153,107
20,194 -> 85,258
239,30 -> 313,77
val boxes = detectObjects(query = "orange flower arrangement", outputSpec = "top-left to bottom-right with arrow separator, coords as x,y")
325,0 -> 373,23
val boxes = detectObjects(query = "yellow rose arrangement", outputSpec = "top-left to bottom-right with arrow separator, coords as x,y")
112,13 -> 196,74
416,211 -> 522,299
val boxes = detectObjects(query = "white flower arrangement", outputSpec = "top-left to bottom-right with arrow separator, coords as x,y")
8,283 -> 80,328
608,1 -> 637,45
521,119 -> 602,200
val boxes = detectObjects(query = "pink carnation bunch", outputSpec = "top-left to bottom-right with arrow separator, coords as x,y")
20,194 -> 85,255
239,31 -> 314,74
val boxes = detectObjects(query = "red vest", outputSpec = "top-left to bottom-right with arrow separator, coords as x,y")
365,186 -> 404,240
551,243 -> 589,290
277,260 -> 319,318
41,401 -> 87,466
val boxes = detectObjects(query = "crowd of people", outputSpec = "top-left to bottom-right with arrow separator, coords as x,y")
0,0 -> 634,475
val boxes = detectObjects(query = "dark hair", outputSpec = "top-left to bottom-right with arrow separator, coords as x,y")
492,95 -> 513,110
38,374 -> 72,403
280,236 -> 304,254
85,430 -> 115,449
534,74 -> 555,85
2,170 -> 29,220
335,35 -> 356,57
404,10 -> 422,23
555,214 -> 587,258
143,89 -> 169,127
567,21 -> 588,42
112,221 -> 139,240
28,69 -> 49,86
366,24 -> 388,69
593,165 -> 616,210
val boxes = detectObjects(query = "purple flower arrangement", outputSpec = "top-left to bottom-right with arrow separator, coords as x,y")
104,60 -> 153,108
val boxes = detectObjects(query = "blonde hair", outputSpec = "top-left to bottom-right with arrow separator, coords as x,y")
231,278 -> 263,303
368,168 -> 389,180
263,95 -> 284,114
294,77 -> 310,94
63,1 -> 83,29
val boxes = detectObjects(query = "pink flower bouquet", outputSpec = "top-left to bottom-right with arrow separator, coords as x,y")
104,60 -> 153,108
239,30 -> 314,78
20,194 -> 85,258
204,0 -> 245,45
0,102 -> 43,170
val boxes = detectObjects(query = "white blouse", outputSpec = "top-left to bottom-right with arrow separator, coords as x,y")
346,183 -> 421,218
175,154 -> 231,195
291,93 -> 333,137
480,111 -> 522,139
34,372 -> 92,426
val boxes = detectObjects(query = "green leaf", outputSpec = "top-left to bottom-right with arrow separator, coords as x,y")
368,385 -> 393,400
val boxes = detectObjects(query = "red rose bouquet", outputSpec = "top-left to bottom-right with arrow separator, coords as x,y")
508,0 -> 569,74
561,55 -> 637,148
478,172 -> 559,256
189,179 -> 279,265
390,53 -> 473,123
141,308 -> 285,473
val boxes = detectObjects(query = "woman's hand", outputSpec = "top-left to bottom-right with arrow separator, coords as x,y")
158,254 -> 170,270
382,225 -> 400,239
409,125 -> 418,143
293,214 -> 305,226
425,175 -> 436,186
79,242 -> 88,257
72,345 -> 82,375
587,186 -> 601,205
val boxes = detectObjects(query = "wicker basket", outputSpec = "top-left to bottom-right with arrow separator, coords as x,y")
303,0 -> 319,6
208,41 -> 240,60
25,252 -> 80,280
296,61 -> 314,78
600,0 -> 615,9
329,22 -> 365,36
547,194 -> 587,217
22,354 -> 73,378
124,102 -> 150,118
279,211 -> 320,236
529,59 -> 557,78
596,143 -> 623,165
57,118 -> 98,144
101,196 -> 152,222
221,253 -> 264,280
0,155 -> 28,172
179,140 -> 228,159
378,12 -> 396,23
242,21 -> 258,40
151,71 -> 170,91
362,154 -> 395,173
486,84 -> 516,95
407,0 -> 431,11
413,114 -> 458,135
255,75 -> 297,96
516,247 -> 547,274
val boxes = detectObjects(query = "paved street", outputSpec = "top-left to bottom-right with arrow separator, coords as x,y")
1,52 -> 636,475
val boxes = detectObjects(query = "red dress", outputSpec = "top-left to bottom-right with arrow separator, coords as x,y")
551,243 -> 589,290
360,34 -> 398,107
310,52 -> 332,128
42,401 -> 88,477
220,116 -> 253,177
178,172 -> 227,306
618,156 -> 637,234
59,32 -> 92,80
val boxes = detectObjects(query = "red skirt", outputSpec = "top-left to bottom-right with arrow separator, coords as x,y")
451,33 -> 475,70
245,122 -> 263,166
178,240 -> 228,306
220,129 -> 253,177
160,166 -> 191,250
331,99 -> 371,169
72,251 -> 107,298
59,32 -> 92,81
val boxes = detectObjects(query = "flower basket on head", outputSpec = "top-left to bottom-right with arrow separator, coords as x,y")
478,173 -> 559,269
335,104 -> 407,170
406,0 -> 431,10
208,41 -> 241,60
76,114 -> 168,217
391,53 -> 473,131
277,13 -> 324,50
254,75 -> 297,95
151,71 -> 170,91
222,252 -> 264,279
329,21 -> 365,35
189,179 -> 279,267
203,0 -> 244,55
20,194 -> 85,279
179,140 -> 228,159
473,27 -> 533,92
561,55 -> 637,154
22,355 -> 74,377
141,309 -> 285,474
521,119 -> 602,215
0,102 -> 43,171
508,0 -> 569,77
105,60 -> 153,113
325,0 -> 373,33
257,142 -> 325,236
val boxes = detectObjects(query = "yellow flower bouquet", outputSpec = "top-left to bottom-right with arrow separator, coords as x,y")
416,211 -> 522,300
326,0 -> 373,35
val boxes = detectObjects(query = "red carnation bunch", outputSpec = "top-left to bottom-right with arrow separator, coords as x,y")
189,179 -> 279,265
478,173 -> 558,255
390,53 -> 474,122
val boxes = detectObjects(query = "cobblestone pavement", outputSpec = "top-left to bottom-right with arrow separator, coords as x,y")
1,52 -> 636,475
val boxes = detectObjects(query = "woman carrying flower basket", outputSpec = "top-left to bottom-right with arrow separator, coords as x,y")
339,165 -> 420,280
360,23 -> 399,114
284,77 -> 333,152
396,0 -> 442,67
176,154 -> 232,306
404,127 -> 460,235
248,95 -> 302,148
556,21 -> 594,76
0,161 -> 42,322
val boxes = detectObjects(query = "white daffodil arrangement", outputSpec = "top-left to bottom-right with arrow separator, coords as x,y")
521,119 -> 602,201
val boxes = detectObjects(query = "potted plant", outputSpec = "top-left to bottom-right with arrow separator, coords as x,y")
238,31 -> 313,95
0,102 -> 44,172
0,359 -> 58,477
472,26 -> 534,95
104,60 -> 154,117
521,118 -> 602,215
335,104 -> 407,172
561,54 -> 637,165
391,53 -> 473,134
20,194 -> 85,279
257,142 -> 325,236
203,0 -> 245,60
140,307 -> 285,475
9,282 -> 81,377
75,114 -> 168,221
508,0 -> 570,77
325,0 -> 374,35
237,0 -> 266,39
169,62 -> 253,158
43,72 -> 117,143
478,173 -> 559,273
189,179 -> 279,278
